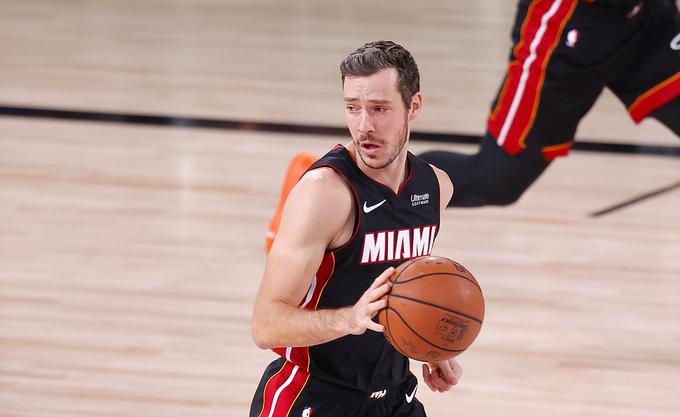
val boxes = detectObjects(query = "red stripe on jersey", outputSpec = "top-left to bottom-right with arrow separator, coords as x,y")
489,0 -> 542,126
488,0 -> 577,155
276,253 -> 336,371
257,361 -> 310,417
282,371 -> 311,417
309,252 -> 336,310
541,140 -> 573,160
256,361 -> 286,417
628,72 -> 680,123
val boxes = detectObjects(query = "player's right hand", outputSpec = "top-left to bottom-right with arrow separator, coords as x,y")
344,267 -> 394,335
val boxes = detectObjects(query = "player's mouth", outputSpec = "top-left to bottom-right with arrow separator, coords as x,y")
360,141 -> 382,156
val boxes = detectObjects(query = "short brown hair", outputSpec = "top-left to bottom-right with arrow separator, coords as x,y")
340,40 -> 420,109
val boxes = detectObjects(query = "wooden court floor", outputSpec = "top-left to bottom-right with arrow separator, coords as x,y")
1,118 -> 679,417
1,1 -> 679,416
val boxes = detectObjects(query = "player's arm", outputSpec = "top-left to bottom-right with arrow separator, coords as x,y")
251,168 -> 394,350
430,164 -> 453,213
423,165 -> 461,392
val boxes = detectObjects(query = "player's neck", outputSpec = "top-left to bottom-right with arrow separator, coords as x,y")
347,143 -> 409,193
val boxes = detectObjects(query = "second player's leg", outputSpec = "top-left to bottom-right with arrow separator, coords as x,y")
420,134 -> 550,208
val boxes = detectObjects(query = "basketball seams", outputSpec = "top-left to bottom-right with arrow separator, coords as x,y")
384,307 -> 410,357
380,256 -> 485,362
393,271 -> 482,292
389,257 -> 419,284
390,293 -> 483,324
388,306 -> 467,354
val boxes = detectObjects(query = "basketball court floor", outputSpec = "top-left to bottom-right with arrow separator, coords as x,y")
1,1 -> 679,416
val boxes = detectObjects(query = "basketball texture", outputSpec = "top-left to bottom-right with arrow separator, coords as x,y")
377,256 -> 484,362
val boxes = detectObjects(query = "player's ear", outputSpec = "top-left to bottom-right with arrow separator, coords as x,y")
408,93 -> 423,121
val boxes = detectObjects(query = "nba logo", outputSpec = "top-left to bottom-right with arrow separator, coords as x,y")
301,406 -> 313,417
566,29 -> 579,48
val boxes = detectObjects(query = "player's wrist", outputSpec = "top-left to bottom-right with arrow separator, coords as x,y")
332,306 -> 356,335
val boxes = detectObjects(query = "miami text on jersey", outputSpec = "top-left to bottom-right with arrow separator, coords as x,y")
360,225 -> 437,264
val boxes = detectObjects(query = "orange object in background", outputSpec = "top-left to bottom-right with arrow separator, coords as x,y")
265,152 -> 317,254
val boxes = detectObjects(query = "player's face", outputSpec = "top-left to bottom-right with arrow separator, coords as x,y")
343,68 -> 421,170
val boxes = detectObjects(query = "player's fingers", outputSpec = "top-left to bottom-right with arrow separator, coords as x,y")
424,364 -> 446,392
451,358 -> 463,380
370,267 -> 395,289
431,368 -> 450,392
422,364 -> 436,392
437,361 -> 460,386
368,298 -> 388,315
366,320 -> 384,333
371,282 -> 391,300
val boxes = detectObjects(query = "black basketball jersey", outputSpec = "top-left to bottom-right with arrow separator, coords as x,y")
272,144 -> 442,394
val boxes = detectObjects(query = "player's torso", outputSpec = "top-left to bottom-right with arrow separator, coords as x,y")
289,145 -> 441,393
317,146 -> 442,310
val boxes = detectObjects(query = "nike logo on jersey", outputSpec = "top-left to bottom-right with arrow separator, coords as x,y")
363,199 -> 387,213
405,385 -> 418,403
671,33 -> 680,51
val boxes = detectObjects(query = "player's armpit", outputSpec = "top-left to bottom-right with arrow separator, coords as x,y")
429,164 -> 454,213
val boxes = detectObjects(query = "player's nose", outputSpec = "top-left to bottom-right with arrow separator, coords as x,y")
357,110 -> 375,134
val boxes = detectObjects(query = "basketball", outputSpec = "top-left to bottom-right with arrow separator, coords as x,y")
378,256 -> 484,362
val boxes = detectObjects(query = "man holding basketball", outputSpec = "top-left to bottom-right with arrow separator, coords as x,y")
250,41 -> 461,417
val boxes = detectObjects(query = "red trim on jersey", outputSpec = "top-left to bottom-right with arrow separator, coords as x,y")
628,72 -> 680,123
541,140 -> 573,160
396,154 -> 414,197
487,0 -> 577,155
257,361 -> 310,417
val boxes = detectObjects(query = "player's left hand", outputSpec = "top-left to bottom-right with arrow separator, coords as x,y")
422,358 -> 462,392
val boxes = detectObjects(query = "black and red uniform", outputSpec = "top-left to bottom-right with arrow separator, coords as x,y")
250,145 -> 442,417
422,0 -> 680,207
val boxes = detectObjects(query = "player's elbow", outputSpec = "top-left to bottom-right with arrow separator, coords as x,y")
251,315 -> 275,350
251,333 -> 273,350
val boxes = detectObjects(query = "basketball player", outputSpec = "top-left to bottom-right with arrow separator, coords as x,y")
420,0 -> 680,207
250,41 -> 461,417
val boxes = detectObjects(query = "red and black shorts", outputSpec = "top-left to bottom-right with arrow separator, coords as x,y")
249,358 -> 426,417
487,0 -> 680,161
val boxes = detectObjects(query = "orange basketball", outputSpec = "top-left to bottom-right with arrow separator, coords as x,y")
378,256 -> 484,362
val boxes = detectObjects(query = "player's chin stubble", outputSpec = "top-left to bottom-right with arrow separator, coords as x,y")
356,122 -> 409,170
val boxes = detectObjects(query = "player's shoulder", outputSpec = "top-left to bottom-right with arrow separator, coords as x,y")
293,166 -> 354,206
299,166 -> 347,189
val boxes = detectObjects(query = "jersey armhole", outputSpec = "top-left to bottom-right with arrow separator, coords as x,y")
308,163 -> 361,253
425,162 -> 443,221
